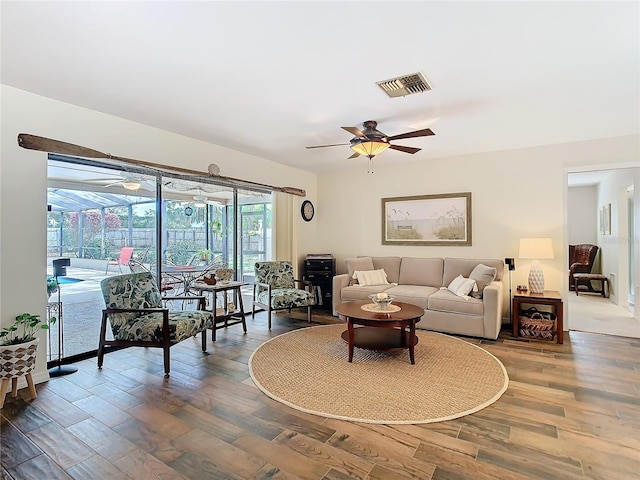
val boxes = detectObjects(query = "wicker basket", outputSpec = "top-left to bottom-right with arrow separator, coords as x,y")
519,311 -> 556,340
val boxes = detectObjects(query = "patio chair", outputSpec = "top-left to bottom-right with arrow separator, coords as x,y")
105,246 -> 134,275
252,261 -> 315,329
99,272 -> 213,376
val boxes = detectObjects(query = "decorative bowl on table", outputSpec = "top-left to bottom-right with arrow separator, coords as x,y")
202,275 -> 217,285
215,268 -> 234,283
369,293 -> 395,310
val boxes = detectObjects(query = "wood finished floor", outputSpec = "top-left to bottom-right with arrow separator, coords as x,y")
1,310 -> 639,480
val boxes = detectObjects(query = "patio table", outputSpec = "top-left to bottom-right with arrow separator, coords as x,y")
162,265 -> 214,296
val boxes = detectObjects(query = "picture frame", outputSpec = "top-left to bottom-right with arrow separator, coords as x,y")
600,203 -> 611,235
382,192 -> 472,246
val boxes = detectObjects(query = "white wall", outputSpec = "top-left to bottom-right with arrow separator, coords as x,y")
567,186 -> 598,245
313,135 -> 640,327
595,167 -> 640,307
0,85 -> 317,383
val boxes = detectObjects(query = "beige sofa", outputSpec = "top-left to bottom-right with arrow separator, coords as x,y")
332,256 -> 505,340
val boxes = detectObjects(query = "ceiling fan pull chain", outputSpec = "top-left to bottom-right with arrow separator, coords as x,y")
367,157 -> 374,174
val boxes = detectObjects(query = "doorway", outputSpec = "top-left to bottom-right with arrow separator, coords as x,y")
566,166 -> 639,338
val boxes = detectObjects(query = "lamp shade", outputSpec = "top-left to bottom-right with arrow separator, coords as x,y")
351,139 -> 390,158
519,238 -> 554,260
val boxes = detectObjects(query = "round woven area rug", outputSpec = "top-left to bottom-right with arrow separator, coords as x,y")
249,324 -> 508,424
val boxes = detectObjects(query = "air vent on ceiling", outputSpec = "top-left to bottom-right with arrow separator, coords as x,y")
376,72 -> 432,98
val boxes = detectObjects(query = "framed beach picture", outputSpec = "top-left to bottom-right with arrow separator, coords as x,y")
382,192 -> 472,246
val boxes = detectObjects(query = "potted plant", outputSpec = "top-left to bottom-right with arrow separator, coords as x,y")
0,313 -> 56,384
47,275 -> 59,299
197,249 -> 213,262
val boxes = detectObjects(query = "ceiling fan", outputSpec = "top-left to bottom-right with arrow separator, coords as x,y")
86,174 -> 156,191
306,120 -> 435,159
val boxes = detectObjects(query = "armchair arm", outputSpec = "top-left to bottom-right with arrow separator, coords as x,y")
103,307 -> 168,314
102,307 -> 172,342
253,281 -> 272,299
162,295 -> 208,310
570,262 -> 592,275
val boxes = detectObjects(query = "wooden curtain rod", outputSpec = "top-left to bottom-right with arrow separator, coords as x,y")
17,133 -> 306,197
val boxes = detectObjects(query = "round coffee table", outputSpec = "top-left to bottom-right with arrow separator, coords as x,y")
335,301 -> 424,364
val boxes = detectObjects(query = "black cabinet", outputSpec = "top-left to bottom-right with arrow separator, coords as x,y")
304,257 -> 335,310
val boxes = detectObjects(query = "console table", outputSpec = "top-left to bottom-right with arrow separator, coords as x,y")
512,290 -> 563,344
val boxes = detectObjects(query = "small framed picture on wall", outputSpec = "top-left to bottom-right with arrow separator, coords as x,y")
600,203 -> 611,235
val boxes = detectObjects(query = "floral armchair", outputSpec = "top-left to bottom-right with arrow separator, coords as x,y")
252,261 -> 315,329
99,272 -> 213,376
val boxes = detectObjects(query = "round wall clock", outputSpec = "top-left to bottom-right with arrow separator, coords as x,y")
301,200 -> 314,222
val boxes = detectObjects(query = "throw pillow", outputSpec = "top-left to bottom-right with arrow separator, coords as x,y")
354,269 -> 389,286
346,257 -> 374,285
469,264 -> 497,298
447,275 -> 476,298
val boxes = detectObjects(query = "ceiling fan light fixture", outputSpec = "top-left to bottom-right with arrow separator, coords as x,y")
351,139 -> 390,158
122,180 -> 141,190
193,194 -> 207,208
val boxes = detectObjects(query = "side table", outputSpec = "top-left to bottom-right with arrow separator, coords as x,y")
192,281 -> 248,341
512,290 -> 563,344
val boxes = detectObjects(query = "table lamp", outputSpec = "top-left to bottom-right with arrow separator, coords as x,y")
519,238 -> 554,294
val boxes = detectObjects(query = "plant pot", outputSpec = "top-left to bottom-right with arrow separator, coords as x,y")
0,338 -> 39,379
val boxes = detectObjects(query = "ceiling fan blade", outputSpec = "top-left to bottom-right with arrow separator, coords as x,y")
140,180 -> 156,191
306,143 -> 351,149
341,126 -> 367,138
102,181 -> 122,188
389,144 -> 421,154
387,128 -> 435,141
18,133 -> 306,197
348,152 -> 360,159
86,177 -> 124,182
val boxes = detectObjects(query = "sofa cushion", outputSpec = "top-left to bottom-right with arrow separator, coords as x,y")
398,257 -> 444,287
443,258 -> 504,285
385,285 -> 438,309
469,264 -> 497,298
346,257 -> 375,285
341,284 -> 393,302
371,256 -> 402,284
428,289 -> 484,316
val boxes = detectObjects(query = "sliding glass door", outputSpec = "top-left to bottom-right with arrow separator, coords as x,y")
47,156 -> 273,363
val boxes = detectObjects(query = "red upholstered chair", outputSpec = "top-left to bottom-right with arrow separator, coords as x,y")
569,244 -> 599,291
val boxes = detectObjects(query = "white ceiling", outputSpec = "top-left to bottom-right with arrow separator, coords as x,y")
1,1 -> 638,174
